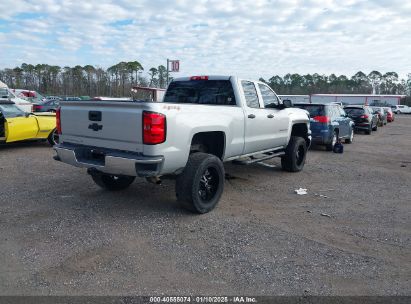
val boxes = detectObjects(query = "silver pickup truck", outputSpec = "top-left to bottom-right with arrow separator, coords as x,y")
54,76 -> 311,213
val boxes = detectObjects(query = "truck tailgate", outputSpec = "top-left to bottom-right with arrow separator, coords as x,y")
60,101 -> 145,152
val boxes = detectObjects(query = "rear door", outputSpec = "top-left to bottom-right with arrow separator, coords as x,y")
60,101 -> 145,152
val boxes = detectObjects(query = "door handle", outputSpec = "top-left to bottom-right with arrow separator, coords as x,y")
248,114 -> 256,119
267,114 -> 274,118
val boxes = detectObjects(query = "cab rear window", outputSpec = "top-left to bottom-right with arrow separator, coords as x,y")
163,80 -> 236,105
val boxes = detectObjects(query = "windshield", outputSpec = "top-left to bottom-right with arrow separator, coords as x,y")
294,105 -> 325,116
344,108 -> 365,115
0,104 -> 25,118
163,80 -> 236,105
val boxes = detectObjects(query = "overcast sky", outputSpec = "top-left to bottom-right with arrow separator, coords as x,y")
0,0 -> 410,79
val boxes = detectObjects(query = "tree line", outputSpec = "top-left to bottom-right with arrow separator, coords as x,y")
259,71 -> 411,96
0,61 -> 169,97
0,62 -> 410,97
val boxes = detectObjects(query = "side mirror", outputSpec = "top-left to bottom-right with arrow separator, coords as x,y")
283,99 -> 293,108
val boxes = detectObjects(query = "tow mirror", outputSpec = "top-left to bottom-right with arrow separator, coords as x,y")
283,99 -> 293,108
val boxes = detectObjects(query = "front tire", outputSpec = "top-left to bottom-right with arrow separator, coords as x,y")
176,152 -> 225,214
91,173 -> 135,191
281,136 -> 307,172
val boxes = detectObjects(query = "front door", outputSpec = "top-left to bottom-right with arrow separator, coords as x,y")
242,80 -> 275,153
5,116 -> 38,142
256,83 -> 290,148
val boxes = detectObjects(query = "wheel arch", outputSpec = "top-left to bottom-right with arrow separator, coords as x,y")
290,123 -> 311,147
190,131 -> 226,160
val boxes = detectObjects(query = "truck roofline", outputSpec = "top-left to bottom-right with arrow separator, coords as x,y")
172,75 -> 234,82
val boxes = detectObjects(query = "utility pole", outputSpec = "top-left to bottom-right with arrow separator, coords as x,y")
166,59 -> 169,87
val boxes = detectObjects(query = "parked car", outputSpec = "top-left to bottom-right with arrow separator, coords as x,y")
13,89 -> 46,103
33,99 -> 60,112
294,103 -> 354,150
0,87 -> 33,113
62,96 -> 82,101
372,106 -> 387,126
391,105 -> 411,114
54,75 -> 312,214
384,107 -> 395,122
46,96 -> 63,101
91,96 -> 132,101
0,101 -> 58,145
344,105 -> 379,134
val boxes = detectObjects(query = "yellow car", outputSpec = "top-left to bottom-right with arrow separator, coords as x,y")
0,101 -> 58,145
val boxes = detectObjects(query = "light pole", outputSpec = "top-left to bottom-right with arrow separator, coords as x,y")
166,59 -> 169,86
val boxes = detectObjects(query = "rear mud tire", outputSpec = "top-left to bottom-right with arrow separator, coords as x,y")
91,173 -> 135,191
176,152 -> 224,214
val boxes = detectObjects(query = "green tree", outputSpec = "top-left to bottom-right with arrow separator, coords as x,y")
148,67 -> 158,87
157,65 -> 167,88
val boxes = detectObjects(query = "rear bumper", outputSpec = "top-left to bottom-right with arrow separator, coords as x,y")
311,129 -> 331,145
54,144 -> 164,177
353,123 -> 371,130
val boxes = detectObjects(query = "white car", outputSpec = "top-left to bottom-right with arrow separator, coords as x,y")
0,87 -> 33,113
391,105 -> 411,114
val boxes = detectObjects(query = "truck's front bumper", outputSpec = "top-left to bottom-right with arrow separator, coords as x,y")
54,144 -> 164,177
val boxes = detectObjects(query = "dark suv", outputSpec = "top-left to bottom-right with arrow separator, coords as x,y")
294,103 -> 354,151
344,105 -> 378,134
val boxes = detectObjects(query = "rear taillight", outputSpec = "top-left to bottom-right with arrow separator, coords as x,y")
360,115 -> 369,119
33,105 -> 42,111
143,111 -> 166,145
313,116 -> 330,123
56,107 -> 61,134
190,76 -> 209,80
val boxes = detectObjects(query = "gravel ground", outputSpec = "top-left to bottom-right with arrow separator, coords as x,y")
0,116 -> 410,296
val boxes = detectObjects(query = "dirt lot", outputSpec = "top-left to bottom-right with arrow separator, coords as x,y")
0,116 -> 410,296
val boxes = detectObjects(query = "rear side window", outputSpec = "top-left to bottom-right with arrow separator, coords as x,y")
345,108 -> 364,115
163,80 -> 236,105
294,105 -> 324,116
242,81 -> 260,108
